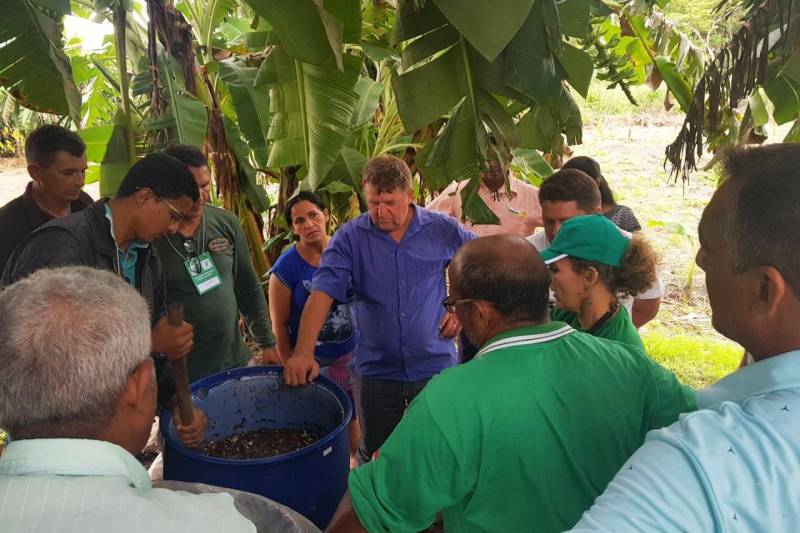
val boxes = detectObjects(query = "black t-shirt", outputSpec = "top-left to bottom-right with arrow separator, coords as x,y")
0,182 -> 93,275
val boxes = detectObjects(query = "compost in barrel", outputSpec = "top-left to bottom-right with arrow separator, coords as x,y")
161,366 -> 352,529
199,428 -> 323,460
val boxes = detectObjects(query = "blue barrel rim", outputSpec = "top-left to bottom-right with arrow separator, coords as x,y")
160,365 -> 353,466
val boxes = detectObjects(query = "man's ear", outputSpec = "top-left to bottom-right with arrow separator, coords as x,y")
27,163 -> 42,182
121,359 -> 156,411
750,266 -> 786,319
133,187 -> 152,208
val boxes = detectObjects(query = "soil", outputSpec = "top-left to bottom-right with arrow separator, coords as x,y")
198,428 -> 322,460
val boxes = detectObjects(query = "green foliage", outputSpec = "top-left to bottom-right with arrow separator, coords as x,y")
0,0 -> 81,120
643,330 -> 740,389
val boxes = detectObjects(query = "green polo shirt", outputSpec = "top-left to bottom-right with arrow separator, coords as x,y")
348,322 -> 696,533
551,305 -> 644,350
154,205 -> 275,382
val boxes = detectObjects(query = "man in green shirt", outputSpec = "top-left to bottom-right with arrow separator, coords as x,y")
155,145 -> 277,382
326,235 -> 695,533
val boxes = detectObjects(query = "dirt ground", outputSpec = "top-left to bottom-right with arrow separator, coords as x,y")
0,160 -> 100,203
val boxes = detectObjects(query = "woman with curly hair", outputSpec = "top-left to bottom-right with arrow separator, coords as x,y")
539,214 -> 658,349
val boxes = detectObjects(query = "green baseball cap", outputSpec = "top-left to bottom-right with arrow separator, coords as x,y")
539,214 -> 631,267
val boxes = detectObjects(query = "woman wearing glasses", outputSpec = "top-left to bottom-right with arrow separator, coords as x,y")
539,215 -> 657,349
269,191 -> 361,466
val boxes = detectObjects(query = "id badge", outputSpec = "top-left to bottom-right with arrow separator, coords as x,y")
185,251 -> 222,295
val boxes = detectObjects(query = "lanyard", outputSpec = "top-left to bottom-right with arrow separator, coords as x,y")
167,212 -> 206,262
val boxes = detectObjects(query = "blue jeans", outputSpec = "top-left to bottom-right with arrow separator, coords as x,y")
352,375 -> 430,464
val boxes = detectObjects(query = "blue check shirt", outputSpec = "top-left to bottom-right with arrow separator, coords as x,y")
312,206 -> 476,381
572,349 -> 800,532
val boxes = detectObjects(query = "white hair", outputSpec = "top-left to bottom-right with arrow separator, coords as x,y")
0,266 -> 151,437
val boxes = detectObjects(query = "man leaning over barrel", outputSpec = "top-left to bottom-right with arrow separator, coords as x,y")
2,153 -> 206,447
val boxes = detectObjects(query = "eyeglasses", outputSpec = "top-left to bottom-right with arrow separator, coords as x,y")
442,297 -> 478,313
160,197 -> 186,223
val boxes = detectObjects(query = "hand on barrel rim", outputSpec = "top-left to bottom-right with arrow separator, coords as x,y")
283,352 -> 320,386
174,406 -> 207,448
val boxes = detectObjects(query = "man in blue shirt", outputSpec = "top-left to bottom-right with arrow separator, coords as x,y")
284,154 -> 475,463
572,144 -> 800,531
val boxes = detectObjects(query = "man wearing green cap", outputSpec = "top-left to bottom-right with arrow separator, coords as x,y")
540,214 -> 659,349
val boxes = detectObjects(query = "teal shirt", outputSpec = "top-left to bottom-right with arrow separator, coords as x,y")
104,203 -> 149,286
154,205 -> 275,381
573,349 -> 800,532
551,305 -> 644,350
0,438 -> 255,532
349,322 -> 696,533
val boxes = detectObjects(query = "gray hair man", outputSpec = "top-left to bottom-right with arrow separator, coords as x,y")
0,267 -> 254,532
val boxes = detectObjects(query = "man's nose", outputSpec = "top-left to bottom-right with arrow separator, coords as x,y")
167,220 -> 180,234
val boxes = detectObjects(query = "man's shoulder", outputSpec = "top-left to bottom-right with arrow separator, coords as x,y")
526,230 -> 549,250
510,176 -> 539,193
205,203 -> 238,225
418,206 -> 468,231
0,192 -> 29,218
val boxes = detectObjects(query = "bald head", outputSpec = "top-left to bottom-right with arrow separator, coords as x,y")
450,235 -> 551,323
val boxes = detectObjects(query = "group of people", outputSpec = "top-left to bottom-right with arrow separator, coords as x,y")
0,123 -> 797,533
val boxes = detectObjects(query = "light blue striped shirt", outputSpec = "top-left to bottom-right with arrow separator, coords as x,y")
0,438 -> 255,532
572,349 -> 800,532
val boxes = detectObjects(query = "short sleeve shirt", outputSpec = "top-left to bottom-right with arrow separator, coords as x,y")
349,323 -> 696,533
271,245 -> 358,361
573,350 -> 800,532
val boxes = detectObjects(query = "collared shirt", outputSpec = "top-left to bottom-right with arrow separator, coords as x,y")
551,306 -> 644,350
104,203 -> 149,287
427,177 -> 542,237
572,349 -> 800,532
349,323 -> 696,532
0,438 -> 255,532
311,206 -> 476,381
0,182 -> 93,275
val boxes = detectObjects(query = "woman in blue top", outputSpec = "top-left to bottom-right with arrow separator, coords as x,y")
269,191 -> 360,465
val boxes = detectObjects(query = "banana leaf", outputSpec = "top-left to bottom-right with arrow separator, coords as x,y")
0,0 -> 81,120
143,53 -> 208,149
217,60 -> 270,167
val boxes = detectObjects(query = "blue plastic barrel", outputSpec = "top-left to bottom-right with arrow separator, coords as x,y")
160,366 -> 352,529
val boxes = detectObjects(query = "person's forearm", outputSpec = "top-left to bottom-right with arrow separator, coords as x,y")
632,298 -> 660,328
273,324 -> 293,360
325,491 -> 368,533
293,291 -> 334,358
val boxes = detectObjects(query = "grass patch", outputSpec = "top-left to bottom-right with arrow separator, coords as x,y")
643,329 -> 741,389
579,80 -> 678,123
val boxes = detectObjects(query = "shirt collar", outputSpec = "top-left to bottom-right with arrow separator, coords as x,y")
475,322 -> 574,359
696,349 -> 800,409
0,438 -> 152,490
104,203 -> 149,250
